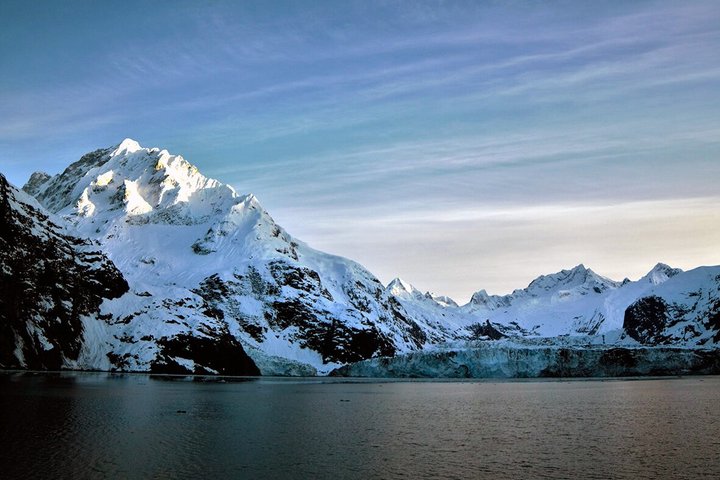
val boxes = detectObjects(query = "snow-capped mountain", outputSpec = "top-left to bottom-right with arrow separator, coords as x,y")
623,266 -> 720,345
349,265 -> 720,378
642,263 -> 683,285
384,264 -> 625,339
462,264 -> 622,336
387,263 -> 720,346
2,170 -> 260,374
3,138 -> 718,376
21,139 -> 433,374
384,278 -> 467,343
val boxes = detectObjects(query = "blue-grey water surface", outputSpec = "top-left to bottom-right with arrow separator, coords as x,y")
1,373 -> 719,479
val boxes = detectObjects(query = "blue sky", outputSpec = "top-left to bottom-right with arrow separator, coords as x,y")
1,0 -> 719,301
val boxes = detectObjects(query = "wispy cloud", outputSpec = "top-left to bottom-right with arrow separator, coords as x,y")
1,0 -> 719,298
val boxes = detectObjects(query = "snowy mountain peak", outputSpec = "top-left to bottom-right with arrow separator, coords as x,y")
431,295 -> 458,308
26,139 -> 246,229
22,171 -> 51,197
470,289 -> 490,303
468,289 -> 511,310
642,263 -> 683,285
386,277 -> 462,311
387,277 -> 417,296
112,138 -> 143,155
526,264 -> 618,294
5,138 -> 720,373
22,139 -> 301,280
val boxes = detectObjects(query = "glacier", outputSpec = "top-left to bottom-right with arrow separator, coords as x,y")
331,341 -> 720,378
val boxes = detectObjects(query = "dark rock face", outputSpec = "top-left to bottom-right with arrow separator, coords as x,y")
21,171 -> 51,197
268,261 -> 333,301
270,299 -> 396,363
192,262 -> 404,365
467,320 -> 506,340
623,285 -> 720,346
708,306 -> 720,343
0,174 -> 128,369
150,332 -> 259,376
623,296 -> 670,344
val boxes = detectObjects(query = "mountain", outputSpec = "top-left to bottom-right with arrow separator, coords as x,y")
462,264 -> 623,336
386,264 -> 625,339
387,263 -> 720,346
21,139 -> 432,374
3,138 -> 718,377
384,278 -> 467,343
0,173 -> 128,369
642,263 -> 683,285
623,266 -> 720,345
340,267 -> 720,378
2,171 -> 259,374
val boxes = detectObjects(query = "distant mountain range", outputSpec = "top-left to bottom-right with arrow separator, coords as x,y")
2,139 -> 718,376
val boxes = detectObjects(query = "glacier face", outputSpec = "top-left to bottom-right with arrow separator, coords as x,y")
1,138 -> 718,376
331,343 -> 720,378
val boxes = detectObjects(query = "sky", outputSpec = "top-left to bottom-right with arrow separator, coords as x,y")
1,0 -> 719,303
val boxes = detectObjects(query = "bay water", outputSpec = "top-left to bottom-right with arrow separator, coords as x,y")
1,373 -> 719,479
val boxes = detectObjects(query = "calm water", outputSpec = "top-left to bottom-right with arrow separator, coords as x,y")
1,373 -> 719,479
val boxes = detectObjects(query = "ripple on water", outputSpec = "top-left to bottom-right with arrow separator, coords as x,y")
1,374 -> 720,479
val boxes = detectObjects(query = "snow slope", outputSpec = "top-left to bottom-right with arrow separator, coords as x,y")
24,139 -> 434,374
387,263 -> 720,347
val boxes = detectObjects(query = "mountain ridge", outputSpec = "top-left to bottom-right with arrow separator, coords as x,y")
19,139 -> 436,374
1,138 -> 717,376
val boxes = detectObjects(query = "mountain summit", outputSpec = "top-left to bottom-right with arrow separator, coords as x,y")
25,138 -> 242,227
